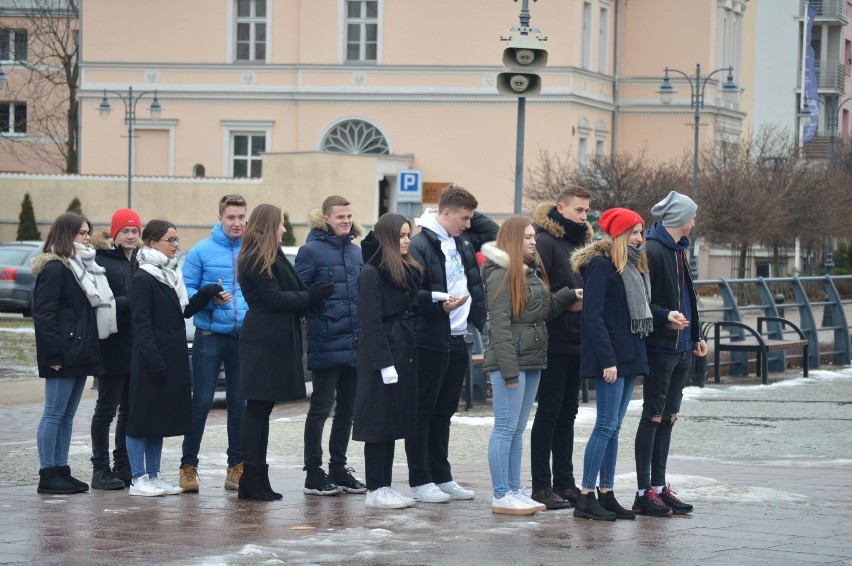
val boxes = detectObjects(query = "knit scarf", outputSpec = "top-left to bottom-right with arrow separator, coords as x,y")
623,245 -> 653,336
67,242 -> 117,339
137,247 -> 189,309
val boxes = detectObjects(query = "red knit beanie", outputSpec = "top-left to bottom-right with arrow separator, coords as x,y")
599,208 -> 643,238
110,208 -> 142,239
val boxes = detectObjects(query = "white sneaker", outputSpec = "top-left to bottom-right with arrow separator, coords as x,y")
149,475 -> 184,495
491,491 -> 540,515
515,488 -> 546,512
437,480 -> 475,500
365,487 -> 415,509
129,474 -> 166,497
387,485 -> 417,507
411,482 -> 451,503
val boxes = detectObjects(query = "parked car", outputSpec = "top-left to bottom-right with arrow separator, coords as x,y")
178,246 -> 308,399
0,241 -> 43,317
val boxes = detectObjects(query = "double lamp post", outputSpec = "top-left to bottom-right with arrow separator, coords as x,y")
657,64 -> 740,279
98,87 -> 163,209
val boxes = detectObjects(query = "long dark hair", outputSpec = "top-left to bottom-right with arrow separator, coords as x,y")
238,204 -> 282,277
372,213 -> 422,287
43,213 -> 91,258
141,219 -> 176,246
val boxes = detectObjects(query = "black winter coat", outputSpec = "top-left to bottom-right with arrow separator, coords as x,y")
239,250 -> 308,402
409,211 -> 497,352
127,270 -> 192,438
353,232 -> 419,443
32,254 -> 102,379
295,210 -> 363,370
532,203 -> 590,354
94,242 -> 137,375
645,224 -> 701,350
571,241 -> 662,380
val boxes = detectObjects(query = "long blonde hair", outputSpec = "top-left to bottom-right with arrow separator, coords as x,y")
490,216 -> 549,318
238,204 -> 282,277
609,228 -> 648,275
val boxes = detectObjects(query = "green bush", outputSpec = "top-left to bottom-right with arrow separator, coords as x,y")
281,212 -> 296,246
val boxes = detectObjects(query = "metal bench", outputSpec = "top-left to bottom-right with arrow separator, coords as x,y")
712,317 -> 809,385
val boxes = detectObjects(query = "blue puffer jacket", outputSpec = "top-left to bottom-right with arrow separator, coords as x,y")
295,209 -> 363,370
182,223 -> 248,335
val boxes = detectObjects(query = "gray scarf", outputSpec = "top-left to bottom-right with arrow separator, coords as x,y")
623,245 -> 653,336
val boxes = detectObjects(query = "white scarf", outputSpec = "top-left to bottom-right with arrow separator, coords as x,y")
137,246 -> 189,309
67,242 -> 117,339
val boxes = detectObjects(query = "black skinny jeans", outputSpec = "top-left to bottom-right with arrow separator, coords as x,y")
90,373 -> 130,471
303,366 -> 357,472
530,353 -> 582,491
635,350 -> 691,489
242,400 -> 275,465
404,336 -> 470,487
364,441 -> 396,491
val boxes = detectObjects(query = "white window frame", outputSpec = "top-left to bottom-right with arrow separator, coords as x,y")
229,0 -> 270,64
339,0 -> 383,64
581,1 -> 592,70
0,101 -> 27,135
598,6 -> 609,74
0,28 -> 28,63
578,137 -> 589,166
221,120 -> 273,177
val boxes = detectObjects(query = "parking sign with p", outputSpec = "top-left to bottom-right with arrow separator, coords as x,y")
397,170 -> 422,203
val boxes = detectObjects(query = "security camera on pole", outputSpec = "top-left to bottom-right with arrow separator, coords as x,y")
498,0 -> 547,214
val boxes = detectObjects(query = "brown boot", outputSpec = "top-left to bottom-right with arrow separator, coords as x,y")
225,463 -> 243,491
179,464 -> 199,493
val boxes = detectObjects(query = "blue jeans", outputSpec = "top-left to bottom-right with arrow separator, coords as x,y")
37,376 -> 86,469
126,435 -> 163,480
488,370 -> 541,498
181,330 -> 245,468
582,375 -> 637,490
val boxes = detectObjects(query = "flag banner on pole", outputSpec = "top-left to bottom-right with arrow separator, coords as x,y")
803,2 -> 819,143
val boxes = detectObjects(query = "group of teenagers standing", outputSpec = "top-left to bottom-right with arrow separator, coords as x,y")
31,183 -> 707,518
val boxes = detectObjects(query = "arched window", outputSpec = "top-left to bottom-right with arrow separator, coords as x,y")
321,119 -> 389,155
193,164 -> 206,178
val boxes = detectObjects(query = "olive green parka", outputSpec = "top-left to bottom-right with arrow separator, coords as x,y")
481,242 -> 574,384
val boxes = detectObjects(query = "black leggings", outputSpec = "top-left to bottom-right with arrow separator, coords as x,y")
241,400 -> 274,465
364,441 -> 395,491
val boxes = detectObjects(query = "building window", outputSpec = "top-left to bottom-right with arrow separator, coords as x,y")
581,1 -> 592,70
0,102 -> 27,134
595,139 -> 605,156
235,0 -> 267,62
193,164 -> 206,178
346,1 -> 378,62
0,29 -> 27,62
578,137 -> 589,166
231,133 -> 265,177
598,7 -> 608,73
321,119 -> 389,154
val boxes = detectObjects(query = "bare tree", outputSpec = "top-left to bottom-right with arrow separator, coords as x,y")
523,147 -> 689,218
0,0 -> 78,173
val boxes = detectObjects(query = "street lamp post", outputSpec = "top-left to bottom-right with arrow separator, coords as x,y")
797,95 -> 852,275
658,63 -> 740,279
97,87 -> 162,209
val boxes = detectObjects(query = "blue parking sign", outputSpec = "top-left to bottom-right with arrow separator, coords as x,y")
397,170 -> 422,203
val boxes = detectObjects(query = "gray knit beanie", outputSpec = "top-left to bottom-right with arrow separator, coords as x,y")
651,191 -> 697,227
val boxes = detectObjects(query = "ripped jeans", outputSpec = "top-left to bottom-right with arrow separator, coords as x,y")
634,350 -> 691,490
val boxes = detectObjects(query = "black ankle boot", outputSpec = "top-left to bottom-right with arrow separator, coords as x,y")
597,488 -> 636,520
573,491 -> 617,521
259,464 -> 283,500
58,465 -> 89,492
37,467 -> 78,495
238,464 -> 275,501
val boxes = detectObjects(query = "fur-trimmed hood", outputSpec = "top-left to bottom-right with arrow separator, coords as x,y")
31,251 -> 68,276
570,239 -> 612,273
533,202 -> 594,242
480,241 -> 531,272
307,208 -> 363,238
